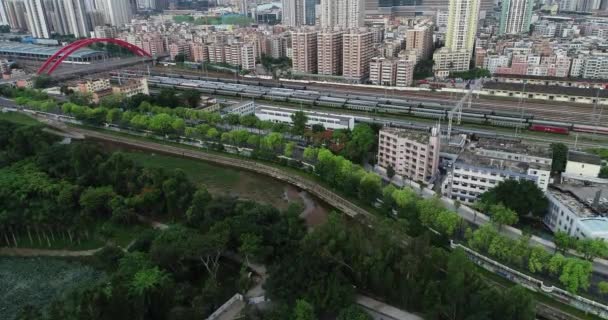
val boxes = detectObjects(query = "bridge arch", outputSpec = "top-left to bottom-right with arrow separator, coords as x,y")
37,38 -> 152,75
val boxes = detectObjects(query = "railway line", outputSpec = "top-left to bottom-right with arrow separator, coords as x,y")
113,72 -> 608,137
146,66 -> 607,127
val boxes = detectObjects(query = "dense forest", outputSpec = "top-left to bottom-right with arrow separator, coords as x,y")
0,119 -> 538,319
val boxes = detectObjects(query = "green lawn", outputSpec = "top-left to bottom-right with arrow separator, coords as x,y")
0,111 -> 41,126
122,150 -> 294,210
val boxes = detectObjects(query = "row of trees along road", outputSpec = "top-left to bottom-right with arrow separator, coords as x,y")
1,119 -> 537,320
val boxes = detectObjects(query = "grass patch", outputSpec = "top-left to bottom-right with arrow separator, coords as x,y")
120,148 -> 294,210
124,151 -> 241,187
0,111 -> 41,126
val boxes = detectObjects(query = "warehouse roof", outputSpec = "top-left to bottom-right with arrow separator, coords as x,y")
568,150 -> 603,165
483,81 -> 608,98
0,42 -> 104,58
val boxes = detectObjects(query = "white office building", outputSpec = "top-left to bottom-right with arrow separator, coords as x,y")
255,105 -> 355,130
544,184 -> 608,240
565,151 -> 603,179
442,139 -> 551,203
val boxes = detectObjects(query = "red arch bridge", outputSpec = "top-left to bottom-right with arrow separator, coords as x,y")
37,38 -> 152,76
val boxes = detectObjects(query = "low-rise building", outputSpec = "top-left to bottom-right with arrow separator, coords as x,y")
255,105 -> 355,130
78,79 -> 111,94
433,48 -> 471,78
377,127 -> 441,183
565,151 -> 603,178
222,100 -> 257,116
442,138 -> 551,203
113,78 -> 150,97
544,184 -> 608,240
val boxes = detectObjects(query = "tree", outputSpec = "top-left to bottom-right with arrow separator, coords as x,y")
303,147 -> 319,163
106,108 -> 123,124
239,233 -> 262,265
181,89 -> 200,108
558,258 -> 593,294
336,305 -> 371,320
79,186 -> 115,219
576,238 -> 608,261
174,53 -> 186,63
311,124 -> 325,133
291,111 -> 308,136
479,180 -> 548,219
149,114 -> 175,135
33,75 -> 52,88
489,203 -> 518,230
293,299 -> 316,320
261,132 -> 284,151
284,142 -> 296,158
344,124 -> 375,163
206,128 -> 219,140
386,165 -> 395,180
600,166 -> 608,179
550,143 -> 568,173
598,281 -> 608,296
358,172 -> 382,204
554,231 -> 574,254
528,246 -> 550,273
185,188 -> 211,227
494,286 -> 535,320
99,94 -> 124,109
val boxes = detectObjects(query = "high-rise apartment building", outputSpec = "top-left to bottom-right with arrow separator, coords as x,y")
406,24 -> 434,60
24,0 -> 50,38
282,0 -> 305,26
317,29 -> 343,75
97,0 -> 132,26
498,0 -> 533,35
377,127 -> 441,183
433,0 -> 480,76
3,0 -> 29,31
320,0 -> 364,29
445,0 -> 480,52
370,57 -> 414,87
343,29 -> 372,82
304,0 -> 316,25
291,29 -> 318,74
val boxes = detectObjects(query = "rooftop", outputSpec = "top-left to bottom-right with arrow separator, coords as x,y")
568,150 -> 602,165
455,149 -> 536,174
256,105 -> 355,122
475,137 -> 552,158
380,127 -> 433,144
483,81 -> 608,98
493,73 -> 607,83
0,42 -> 104,59
579,218 -> 608,234
552,183 -> 608,217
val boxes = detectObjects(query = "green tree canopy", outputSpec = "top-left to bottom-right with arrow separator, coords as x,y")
480,179 -> 548,218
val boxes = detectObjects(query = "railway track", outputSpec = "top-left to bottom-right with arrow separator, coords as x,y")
147,66 -> 607,126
